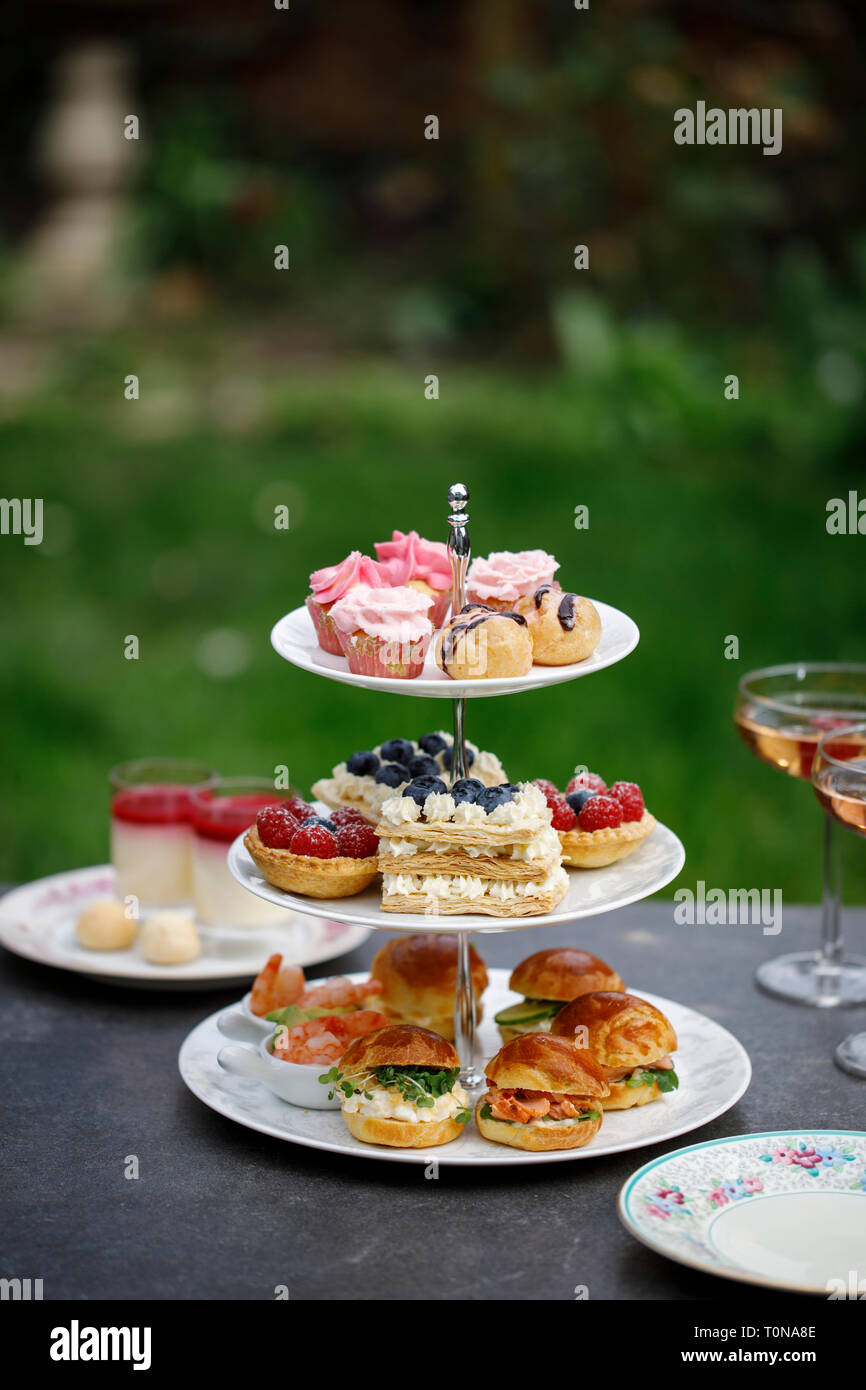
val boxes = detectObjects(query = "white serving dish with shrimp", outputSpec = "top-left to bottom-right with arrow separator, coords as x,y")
242,952 -> 384,1030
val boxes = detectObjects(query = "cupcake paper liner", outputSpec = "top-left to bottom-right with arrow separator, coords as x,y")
337,629 -> 431,679
305,595 -> 346,656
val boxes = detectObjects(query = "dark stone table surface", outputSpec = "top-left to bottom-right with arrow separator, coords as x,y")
2,891 -> 863,1301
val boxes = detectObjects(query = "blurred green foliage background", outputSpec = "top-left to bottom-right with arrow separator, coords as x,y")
1,0 -> 865,909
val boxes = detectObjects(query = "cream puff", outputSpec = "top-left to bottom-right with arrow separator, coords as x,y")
477,1034 -> 609,1151
515,585 -> 601,665
327,1024 -> 470,1148
76,898 -> 137,951
367,933 -> 488,1041
494,948 -> 624,1043
435,604 -> 533,680
551,991 -> 679,1109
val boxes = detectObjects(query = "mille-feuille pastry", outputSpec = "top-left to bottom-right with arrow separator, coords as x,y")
435,605 -> 533,680
244,807 -> 379,898
324,1024 -> 471,1148
466,549 -> 560,612
367,933 -> 488,1041
551,991 -> 679,1109
476,1034 -> 609,1152
312,731 -> 508,825
534,773 -> 657,868
377,778 -> 568,918
494,948 -> 624,1043
514,585 -> 601,665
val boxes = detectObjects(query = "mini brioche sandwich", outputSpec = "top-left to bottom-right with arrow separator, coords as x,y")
368,934 -> 488,1041
551,991 -> 678,1109
494,947 -> 624,1043
323,1024 -> 471,1148
476,1034 -> 609,1152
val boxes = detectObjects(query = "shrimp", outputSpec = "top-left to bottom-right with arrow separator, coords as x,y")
298,976 -> 383,1011
272,1010 -> 389,1065
249,954 -> 305,1017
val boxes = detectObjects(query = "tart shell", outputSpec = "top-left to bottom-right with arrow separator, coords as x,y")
558,810 -> 657,868
243,826 -> 379,898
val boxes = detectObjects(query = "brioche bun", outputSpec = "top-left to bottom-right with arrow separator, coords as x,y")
339,1022 -> 460,1074
509,947 -> 623,1002
369,934 -> 487,1041
604,1077 -> 663,1110
484,1033 -> 609,1098
550,990 -> 677,1069
342,1110 -> 464,1148
475,1097 -> 603,1151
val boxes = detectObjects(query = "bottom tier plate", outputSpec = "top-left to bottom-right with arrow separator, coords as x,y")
178,968 -> 751,1167
227,821 -> 686,932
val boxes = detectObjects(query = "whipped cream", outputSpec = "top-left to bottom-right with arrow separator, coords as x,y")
383,867 -> 567,901
466,549 -> 560,603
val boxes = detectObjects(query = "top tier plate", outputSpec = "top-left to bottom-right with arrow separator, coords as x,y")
271,601 -> 639,699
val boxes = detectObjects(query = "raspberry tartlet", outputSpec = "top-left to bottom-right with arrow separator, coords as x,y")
329,584 -> 434,679
306,551 -> 389,656
244,803 -> 380,898
533,774 -> 656,868
374,529 -> 453,628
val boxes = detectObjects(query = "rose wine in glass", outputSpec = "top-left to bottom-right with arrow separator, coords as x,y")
734,663 -> 866,1007
813,726 -> 866,1075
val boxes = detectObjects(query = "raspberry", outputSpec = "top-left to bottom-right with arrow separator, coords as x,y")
336,823 -> 379,859
532,778 -> 560,797
577,795 -> 623,831
257,806 -> 300,848
537,785 -> 576,831
608,781 -> 644,822
289,825 -> 339,858
330,806 -> 368,828
567,771 -> 607,796
283,795 -> 314,820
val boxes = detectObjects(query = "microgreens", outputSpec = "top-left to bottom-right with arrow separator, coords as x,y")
318,1064 -> 470,1120
625,1066 -> 679,1092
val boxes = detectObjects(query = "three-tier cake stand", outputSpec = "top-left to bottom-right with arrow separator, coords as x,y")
226,483 -> 686,1086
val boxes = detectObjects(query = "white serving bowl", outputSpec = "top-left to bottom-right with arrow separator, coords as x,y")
217,1035 -> 340,1110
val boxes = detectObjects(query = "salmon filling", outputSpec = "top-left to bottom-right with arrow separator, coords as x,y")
604,1054 -> 674,1083
484,1084 -> 597,1124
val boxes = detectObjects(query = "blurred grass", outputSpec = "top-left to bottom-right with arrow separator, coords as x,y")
1,317 -> 865,913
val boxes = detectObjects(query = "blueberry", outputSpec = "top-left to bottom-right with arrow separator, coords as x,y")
302,816 -> 338,831
441,745 -> 475,771
408,754 -> 441,778
450,777 -> 485,805
477,783 -> 517,814
374,763 -> 409,788
418,733 -> 448,756
566,789 -> 597,813
346,751 -> 379,776
380,738 -> 414,765
402,776 -> 448,805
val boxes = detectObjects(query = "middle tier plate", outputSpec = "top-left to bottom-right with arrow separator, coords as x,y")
227,822 -> 685,933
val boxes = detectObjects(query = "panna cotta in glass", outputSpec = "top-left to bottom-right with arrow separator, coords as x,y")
110,759 -> 216,910
191,778 -> 292,928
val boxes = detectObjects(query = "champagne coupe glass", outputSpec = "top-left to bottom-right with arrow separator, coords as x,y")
813,724 -> 866,1074
734,663 -> 866,1006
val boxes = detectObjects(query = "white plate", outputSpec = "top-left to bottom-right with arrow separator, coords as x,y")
0,865 -> 369,989
178,969 -> 751,1166
619,1131 -> 866,1295
227,821 -> 685,933
271,601 -> 639,699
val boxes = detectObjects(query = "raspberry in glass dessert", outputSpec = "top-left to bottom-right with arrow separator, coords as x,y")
109,759 -> 216,909
465,549 -> 560,612
244,802 -> 380,898
532,772 -> 656,868
329,584 -> 434,679
306,551 -> 389,656
191,779 -> 292,927
374,529 -> 453,627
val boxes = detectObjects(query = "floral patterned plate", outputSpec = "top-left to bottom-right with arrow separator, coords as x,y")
619,1130 -> 866,1295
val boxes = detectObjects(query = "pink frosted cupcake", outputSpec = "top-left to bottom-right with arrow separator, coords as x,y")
329,584 -> 434,679
466,549 -> 560,612
374,529 -> 453,628
306,551 -> 389,655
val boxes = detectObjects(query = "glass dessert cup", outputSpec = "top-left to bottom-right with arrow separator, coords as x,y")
813,725 -> 866,1074
735,664 -> 866,1007
191,778 -> 294,929
109,758 -> 217,910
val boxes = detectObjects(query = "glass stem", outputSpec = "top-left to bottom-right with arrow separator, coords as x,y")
818,810 -> 843,996
454,929 -> 484,1088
